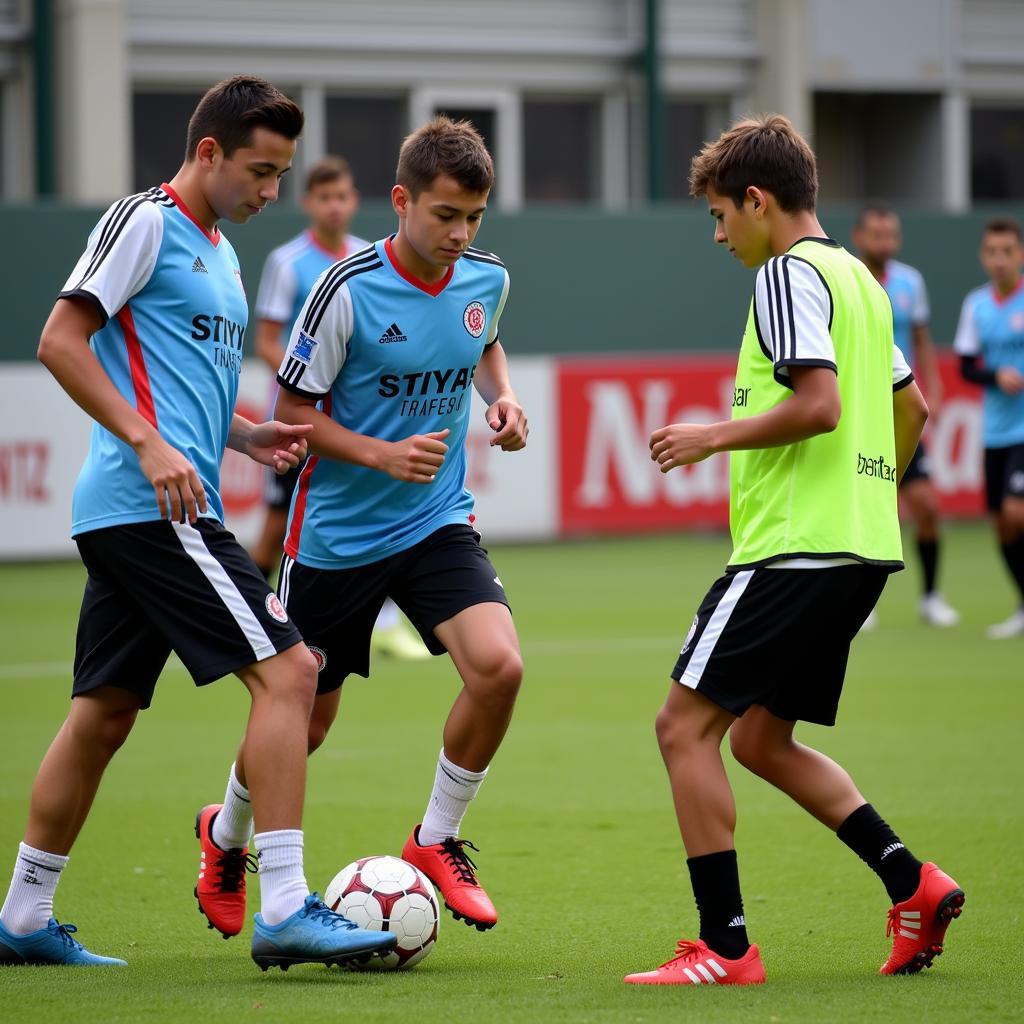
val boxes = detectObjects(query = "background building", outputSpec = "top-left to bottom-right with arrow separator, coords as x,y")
2,0 -> 1024,209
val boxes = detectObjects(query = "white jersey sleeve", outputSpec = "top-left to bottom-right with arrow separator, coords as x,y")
59,197 -> 164,324
486,269 -> 511,347
255,247 -> 299,324
909,266 -> 930,326
952,292 -> 981,356
892,343 -> 914,390
277,268 -> 354,398
754,255 -> 836,387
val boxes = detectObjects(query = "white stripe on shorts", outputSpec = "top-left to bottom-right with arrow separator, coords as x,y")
680,570 -> 754,689
171,522 -> 276,662
278,554 -> 294,607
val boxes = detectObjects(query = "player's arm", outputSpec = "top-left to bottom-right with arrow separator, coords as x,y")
226,412 -> 311,473
255,319 -> 287,374
893,379 -> 929,481
474,341 -> 528,451
650,364 -> 839,470
953,291 -> 1024,393
911,323 -> 944,413
44,202 -> 207,522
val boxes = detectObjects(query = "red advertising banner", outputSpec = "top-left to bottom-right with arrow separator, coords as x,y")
557,352 -> 985,535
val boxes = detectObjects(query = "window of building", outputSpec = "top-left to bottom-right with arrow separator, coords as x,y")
523,98 -> 600,202
665,100 -> 728,200
971,107 -> 1024,200
325,95 -> 407,200
132,91 -> 203,193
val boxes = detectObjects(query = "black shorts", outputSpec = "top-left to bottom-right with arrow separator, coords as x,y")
671,564 -> 890,726
277,524 -> 510,693
73,519 -> 303,709
984,443 -> 1024,512
265,460 -> 305,511
900,443 -> 931,486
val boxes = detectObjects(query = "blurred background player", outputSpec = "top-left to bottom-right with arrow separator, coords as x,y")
954,216 -> 1024,638
199,117 -> 528,936
250,155 -> 429,660
853,203 -> 959,628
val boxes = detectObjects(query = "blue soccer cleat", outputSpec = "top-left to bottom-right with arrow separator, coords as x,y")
0,917 -> 127,966
251,893 -> 397,971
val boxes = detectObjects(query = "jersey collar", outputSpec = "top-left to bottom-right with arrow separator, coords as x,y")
161,183 -> 220,247
991,275 -> 1024,306
788,236 -> 841,250
384,236 -> 454,296
306,230 -> 348,260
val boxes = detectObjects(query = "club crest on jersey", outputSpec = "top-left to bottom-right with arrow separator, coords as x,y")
308,646 -> 328,673
463,301 -> 486,339
1012,311 -> 1024,332
265,593 -> 288,623
292,330 -> 318,364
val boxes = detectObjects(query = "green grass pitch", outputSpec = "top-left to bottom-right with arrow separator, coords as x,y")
0,524 -> 1021,1022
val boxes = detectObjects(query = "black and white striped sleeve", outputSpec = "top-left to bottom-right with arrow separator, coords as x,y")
255,248 -> 298,323
277,271 -> 353,399
754,255 -> 836,390
485,268 -> 510,347
59,199 -> 163,325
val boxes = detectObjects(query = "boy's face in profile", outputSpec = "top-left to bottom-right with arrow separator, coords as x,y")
706,187 -> 772,269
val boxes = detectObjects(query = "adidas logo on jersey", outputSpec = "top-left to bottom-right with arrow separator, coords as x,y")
192,257 -> 208,274
379,323 -> 408,344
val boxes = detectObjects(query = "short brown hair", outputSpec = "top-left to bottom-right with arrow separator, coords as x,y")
855,201 -> 897,228
396,116 -> 494,198
305,155 -> 353,192
982,215 -> 1022,242
689,113 -> 817,213
185,76 -> 303,162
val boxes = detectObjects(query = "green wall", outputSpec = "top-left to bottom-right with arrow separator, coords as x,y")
3,201 -> 1022,362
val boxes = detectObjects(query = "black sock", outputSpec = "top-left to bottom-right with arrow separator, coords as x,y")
999,537 -> 1024,604
686,850 -> 750,960
836,803 -> 923,904
917,538 -> 939,595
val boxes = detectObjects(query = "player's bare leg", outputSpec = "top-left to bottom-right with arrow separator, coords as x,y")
402,602 -> 523,930
0,687 -> 141,965
989,502 -> 1024,637
901,479 -> 958,626
729,704 -> 963,974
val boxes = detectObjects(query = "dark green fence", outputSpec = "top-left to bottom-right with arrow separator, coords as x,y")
3,201 -> 1021,362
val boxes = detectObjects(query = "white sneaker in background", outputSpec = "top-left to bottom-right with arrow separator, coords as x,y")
986,607 -> 1024,639
919,593 -> 961,628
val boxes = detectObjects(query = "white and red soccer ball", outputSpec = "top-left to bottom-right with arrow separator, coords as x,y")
325,855 -> 439,969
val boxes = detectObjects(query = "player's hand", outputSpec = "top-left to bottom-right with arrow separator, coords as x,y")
996,366 -> 1024,395
380,429 -> 450,483
649,422 -> 714,472
486,396 -> 528,451
135,434 -> 208,523
246,421 -> 313,473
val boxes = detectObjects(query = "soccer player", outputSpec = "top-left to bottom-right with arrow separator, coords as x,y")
853,203 -> 959,628
0,77 -> 394,970
954,216 -> 1024,638
249,155 -> 428,660
197,116 -> 526,936
624,115 -> 964,987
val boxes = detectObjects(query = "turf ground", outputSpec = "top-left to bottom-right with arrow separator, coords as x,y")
0,523 -> 1021,1023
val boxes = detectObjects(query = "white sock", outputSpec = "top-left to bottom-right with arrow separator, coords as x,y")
211,763 -> 253,850
418,749 -> 488,847
375,598 -> 399,630
254,830 -> 309,926
0,843 -> 69,935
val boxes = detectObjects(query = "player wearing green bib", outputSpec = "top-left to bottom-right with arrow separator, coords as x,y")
624,115 -> 964,988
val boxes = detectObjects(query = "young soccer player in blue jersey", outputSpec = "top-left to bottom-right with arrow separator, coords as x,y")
624,115 -> 963,987
248,155 -> 428,660
200,117 -> 527,934
0,77 -> 395,971
853,203 -> 959,628
955,216 -> 1024,638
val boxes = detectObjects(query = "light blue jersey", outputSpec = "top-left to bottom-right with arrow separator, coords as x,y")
255,230 -> 369,346
277,237 -> 510,568
881,259 -> 929,365
59,184 -> 249,535
953,279 -> 1024,447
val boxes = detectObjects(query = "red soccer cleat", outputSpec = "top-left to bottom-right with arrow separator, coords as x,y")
401,826 -> 498,931
624,938 -> 766,985
194,805 -> 256,939
880,861 -> 965,975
